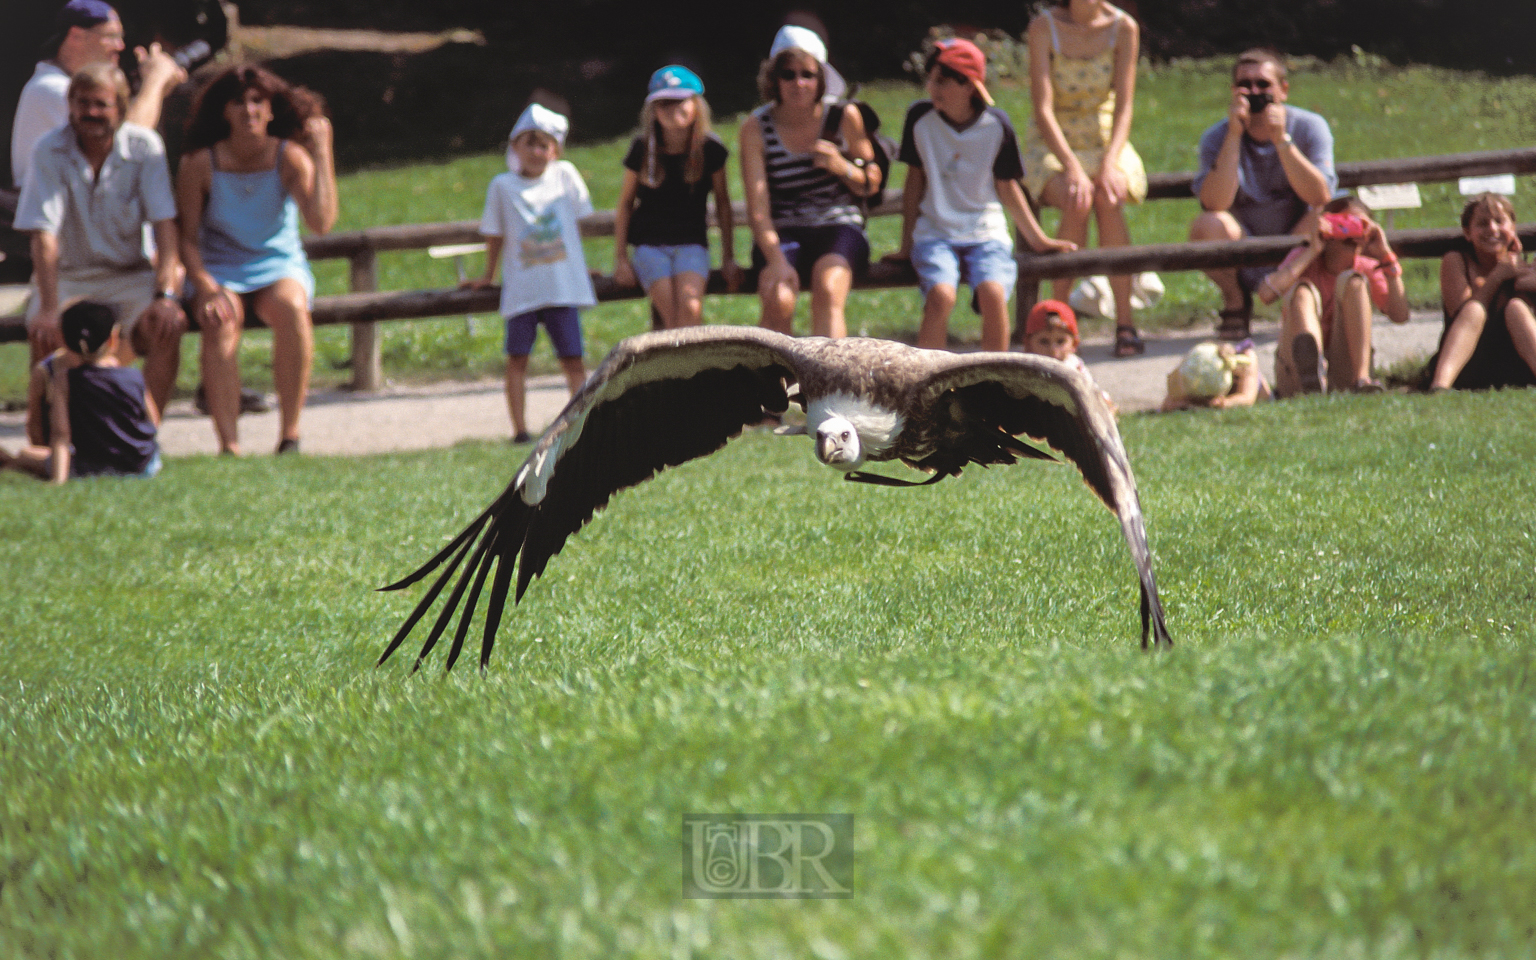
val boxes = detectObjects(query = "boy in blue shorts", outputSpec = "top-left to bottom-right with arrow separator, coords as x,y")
466,103 -> 596,443
888,38 -> 1074,352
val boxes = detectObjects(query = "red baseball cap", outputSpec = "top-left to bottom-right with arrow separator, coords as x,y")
1025,299 -> 1079,338
933,38 -> 994,107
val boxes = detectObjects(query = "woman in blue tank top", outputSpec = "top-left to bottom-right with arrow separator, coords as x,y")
177,66 -> 338,456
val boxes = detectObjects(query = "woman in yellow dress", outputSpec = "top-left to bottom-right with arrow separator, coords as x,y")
1025,0 -> 1147,355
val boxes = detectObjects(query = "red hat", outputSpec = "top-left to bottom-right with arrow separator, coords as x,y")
934,38 -> 994,107
1025,299 -> 1079,338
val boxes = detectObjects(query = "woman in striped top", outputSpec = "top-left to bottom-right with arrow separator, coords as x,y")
739,26 -> 881,338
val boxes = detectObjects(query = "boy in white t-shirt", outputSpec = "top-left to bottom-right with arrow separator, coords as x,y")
888,38 -> 1074,353
466,104 -> 596,443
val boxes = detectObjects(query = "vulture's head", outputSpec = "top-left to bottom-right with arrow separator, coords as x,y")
814,416 -> 864,472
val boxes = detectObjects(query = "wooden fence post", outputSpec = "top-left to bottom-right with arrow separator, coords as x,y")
348,248 -> 382,391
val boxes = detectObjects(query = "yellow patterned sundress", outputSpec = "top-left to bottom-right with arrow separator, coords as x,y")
1023,10 -> 1148,203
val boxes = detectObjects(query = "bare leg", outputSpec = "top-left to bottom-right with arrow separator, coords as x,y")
1038,173 -> 1091,303
197,289 -> 246,454
1505,297 -> 1536,379
1277,283 -> 1326,397
1331,271 -> 1374,389
505,354 -> 530,437
1189,210 -> 1247,312
559,356 -> 587,398
975,281 -> 1011,352
808,255 -> 851,339
648,277 -> 678,328
129,306 -> 186,416
1095,195 -> 1136,329
252,279 -> 313,447
757,262 -> 799,334
0,444 -> 53,480
917,283 -> 957,350
1430,300 -> 1487,389
671,272 -> 706,327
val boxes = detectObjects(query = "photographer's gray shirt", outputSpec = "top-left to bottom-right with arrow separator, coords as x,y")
1192,105 -> 1337,237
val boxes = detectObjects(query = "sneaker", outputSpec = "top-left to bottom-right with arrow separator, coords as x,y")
1291,334 -> 1323,394
512,431 -> 533,445
275,437 -> 300,455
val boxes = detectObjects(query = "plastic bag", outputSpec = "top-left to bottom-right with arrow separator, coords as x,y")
1068,272 -> 1165,320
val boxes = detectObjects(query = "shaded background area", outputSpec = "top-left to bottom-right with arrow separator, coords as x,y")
2,0 -> 1534,177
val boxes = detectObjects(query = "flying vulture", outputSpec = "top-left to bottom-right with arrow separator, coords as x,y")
378,326 -> 1171,671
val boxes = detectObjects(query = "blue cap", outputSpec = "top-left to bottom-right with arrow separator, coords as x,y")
56,0 -> 117,31
646,66 -> 704,102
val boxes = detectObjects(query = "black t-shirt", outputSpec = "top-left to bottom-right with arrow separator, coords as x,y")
621,133 -> 729,247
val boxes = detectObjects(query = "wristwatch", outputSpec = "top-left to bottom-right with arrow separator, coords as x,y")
1279,131 -> 1295,147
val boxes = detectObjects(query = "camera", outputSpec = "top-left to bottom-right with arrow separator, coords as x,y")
1319,213 -> 1369,241
171,39 -> 214,73
1245,91 -> 1273,114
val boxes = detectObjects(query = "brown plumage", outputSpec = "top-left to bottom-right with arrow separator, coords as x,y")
377,326 -> 1171,671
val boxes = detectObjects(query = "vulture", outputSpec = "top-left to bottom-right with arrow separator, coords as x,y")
377,326 -> 1171,671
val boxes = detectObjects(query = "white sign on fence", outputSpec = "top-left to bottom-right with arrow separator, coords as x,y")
1458,173 -> 1518,196
1357,182 -> 1422,210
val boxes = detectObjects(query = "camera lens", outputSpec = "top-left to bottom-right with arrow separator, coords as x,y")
1246,92 -> 1272,114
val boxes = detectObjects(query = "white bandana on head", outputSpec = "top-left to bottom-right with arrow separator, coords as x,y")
506,103 -> 569,174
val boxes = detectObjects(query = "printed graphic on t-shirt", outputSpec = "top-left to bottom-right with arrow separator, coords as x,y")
520,211 -> 568,268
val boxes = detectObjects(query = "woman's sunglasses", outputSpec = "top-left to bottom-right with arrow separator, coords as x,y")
776,68 -> 820,81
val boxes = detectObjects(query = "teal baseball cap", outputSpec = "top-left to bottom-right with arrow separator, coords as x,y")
646,65 -> 704,102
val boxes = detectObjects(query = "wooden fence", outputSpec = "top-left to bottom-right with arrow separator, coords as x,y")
4,146 -> 1535,390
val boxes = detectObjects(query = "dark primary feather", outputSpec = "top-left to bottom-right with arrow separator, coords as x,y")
378,328 -> 798,671
907,353 -> 1170,648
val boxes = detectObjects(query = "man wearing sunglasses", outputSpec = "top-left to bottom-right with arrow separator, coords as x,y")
1189,48 -> 1336,340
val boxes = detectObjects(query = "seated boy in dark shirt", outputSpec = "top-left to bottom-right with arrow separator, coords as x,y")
1,300 -> 162,484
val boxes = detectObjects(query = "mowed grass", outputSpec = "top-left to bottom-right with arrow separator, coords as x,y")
2,389 -> 1535,958
3,57 -> 1535,404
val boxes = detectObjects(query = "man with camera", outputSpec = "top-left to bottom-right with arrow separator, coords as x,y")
1188,48 -> 1337,340
10,0 -> 187,192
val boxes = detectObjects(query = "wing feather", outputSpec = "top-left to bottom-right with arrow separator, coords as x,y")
915,353 -> 1171,649
378,327 -> 805,670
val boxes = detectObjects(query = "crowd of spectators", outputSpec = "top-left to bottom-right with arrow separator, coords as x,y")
3,1 -> 1533,478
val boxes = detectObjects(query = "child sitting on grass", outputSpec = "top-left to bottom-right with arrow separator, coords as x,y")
1022,299 -> 1115,412
1425,192 -> 1536,391
465,103 -> 596,445
1259,195 -> 1410,396
1,301 -> 161,484
1161,339 -> 1269,411
887,38 -> 1074,352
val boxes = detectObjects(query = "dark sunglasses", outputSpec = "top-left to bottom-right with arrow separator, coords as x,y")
1235,79 -> 1273,91
776,68 -> 819,81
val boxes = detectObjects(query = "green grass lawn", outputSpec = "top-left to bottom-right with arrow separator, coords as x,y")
3,389 -> 1534,958
3,57 -> 1535,406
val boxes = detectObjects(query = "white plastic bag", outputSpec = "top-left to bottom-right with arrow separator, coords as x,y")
1068,272 -> 1165,320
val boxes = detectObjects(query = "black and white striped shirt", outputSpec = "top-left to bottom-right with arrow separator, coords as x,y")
754,104 -> 864,230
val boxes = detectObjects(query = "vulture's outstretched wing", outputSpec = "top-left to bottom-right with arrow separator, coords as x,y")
914,352 -> 1171,649
378,327 -> 803,671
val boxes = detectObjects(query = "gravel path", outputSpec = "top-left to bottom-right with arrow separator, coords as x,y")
0,314 -> 1444,459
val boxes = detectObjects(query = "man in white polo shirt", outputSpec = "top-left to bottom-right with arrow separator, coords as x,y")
15,62 -> 185,420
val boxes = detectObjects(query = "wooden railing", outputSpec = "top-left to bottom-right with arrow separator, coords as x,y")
5,147 -> 1534,384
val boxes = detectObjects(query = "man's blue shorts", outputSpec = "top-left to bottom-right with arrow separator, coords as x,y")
504,305 -> 584,359
911,237 -> 1018,295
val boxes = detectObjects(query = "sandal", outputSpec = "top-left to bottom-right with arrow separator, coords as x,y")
1113,326 -> 1146,358
1215,292 -> 1253,341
